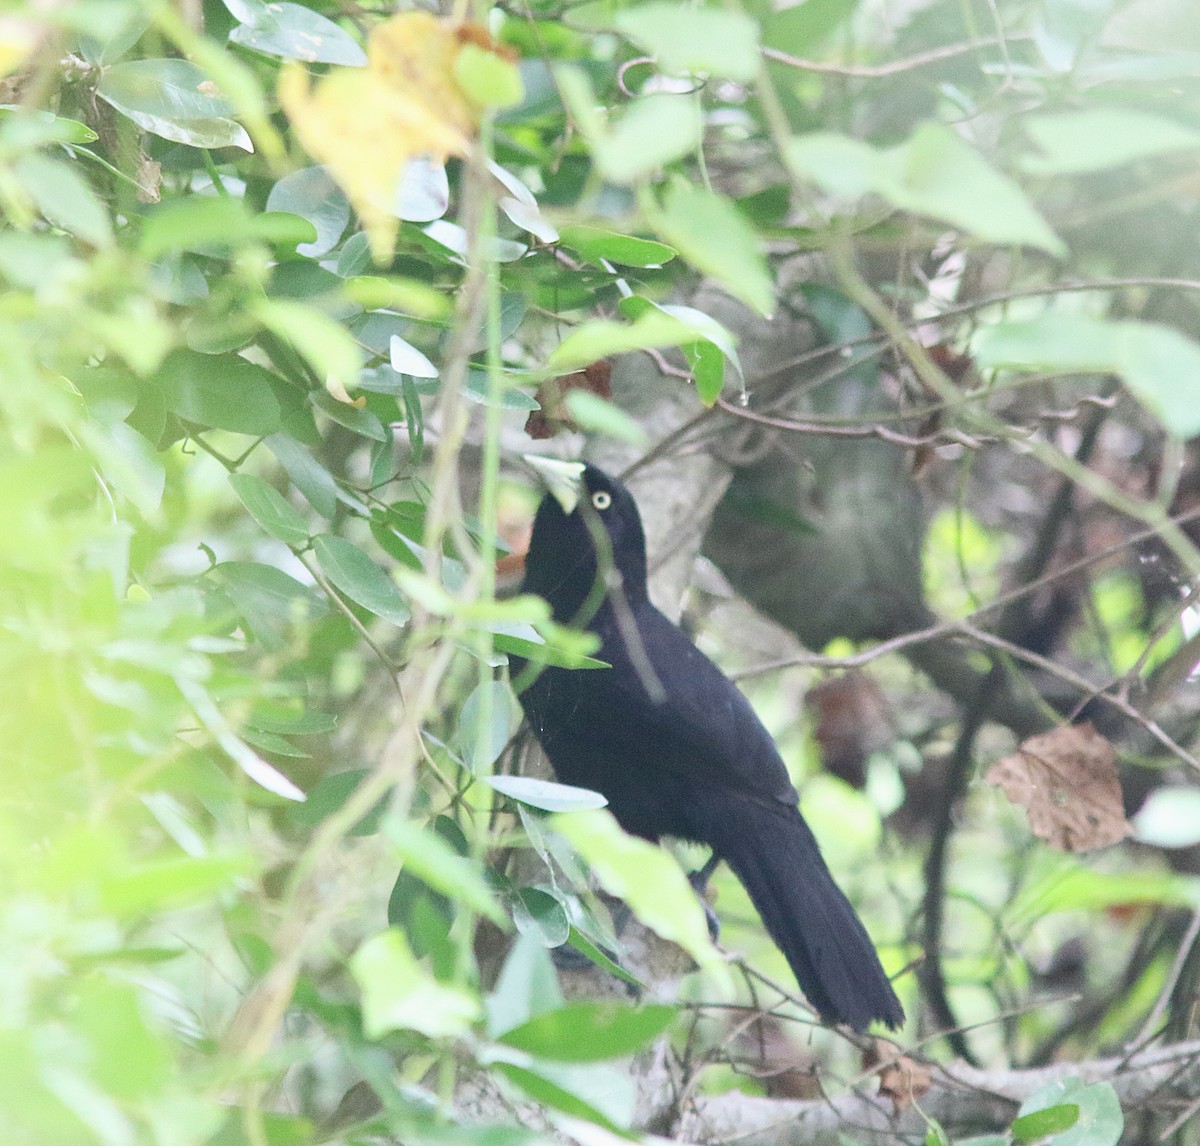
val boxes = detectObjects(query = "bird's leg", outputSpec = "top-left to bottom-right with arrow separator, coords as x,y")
690,852 -> 723,941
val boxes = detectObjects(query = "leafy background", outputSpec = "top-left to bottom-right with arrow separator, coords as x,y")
4,0 -> 1200,1143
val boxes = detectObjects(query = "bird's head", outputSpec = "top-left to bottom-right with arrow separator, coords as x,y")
521,459 -> 648,621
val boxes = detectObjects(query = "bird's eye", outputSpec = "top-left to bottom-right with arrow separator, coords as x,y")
591,490 -> 612,510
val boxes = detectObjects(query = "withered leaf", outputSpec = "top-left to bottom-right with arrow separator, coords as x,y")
280,12 -> 516,260
865,1038 -> 932,1114
805,670 -> 891,789
525,359 -> 613,440
985,723 -> 1130,853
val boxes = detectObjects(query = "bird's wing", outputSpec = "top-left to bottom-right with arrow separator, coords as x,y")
589,601 -> 800,808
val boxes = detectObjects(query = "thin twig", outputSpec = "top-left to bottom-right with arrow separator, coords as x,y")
761,35 -> 1027,79
1137,908 -> 1200,1049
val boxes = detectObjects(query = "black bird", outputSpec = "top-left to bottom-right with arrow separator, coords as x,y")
515,463 -> 904,1032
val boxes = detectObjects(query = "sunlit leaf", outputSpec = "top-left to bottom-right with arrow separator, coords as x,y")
973,313 -> 1200,437
654,183 -> 774,316
615,4 -> 760,81
499,1000 -> 675,1061
14,153 -> 112,247
552,809 -> 729,986
351,928 -> 481,1038
1021,108 -> 1200,174
1132,787 -> 1200,848
787,124 -> 1064,256
555,65 -> 700,184
387,819 -> 507,924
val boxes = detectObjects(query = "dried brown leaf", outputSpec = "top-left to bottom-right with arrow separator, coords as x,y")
525,359 -> 613,439
805,670 -> 892,788
985,723 -> 1130,852
865,1038 -> 931,1114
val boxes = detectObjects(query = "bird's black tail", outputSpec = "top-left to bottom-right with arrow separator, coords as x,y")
695,793 -> 904,1032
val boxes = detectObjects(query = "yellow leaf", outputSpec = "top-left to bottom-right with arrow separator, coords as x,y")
280,11 -> 494,261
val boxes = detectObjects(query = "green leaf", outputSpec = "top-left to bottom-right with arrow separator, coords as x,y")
686,338 -> 724,404
615,4 -> 760,81
229,473 -> 310,546
455,42 -> 525,110
555,66 -> 701,184
250,704 -> 337,734
1021,108 -> 1200,174
98,854 -> 250,915
72,979 -> 173,1098
96,58 -> 252,151
211,560 -> 328,651
140,195 -> 251,257
564,391 -> 648,445
1017,1079 -> 1121,1146
266,166 -> 350,257
288,769 -> 387,835
924,1119 -> 950,1146
566,927 -> 643,988
559,225 -> 675,268
513,887 -> 571,947
1011,1103 -> 1080,1141
255,299 -> 363,394
387,819 -> 506,925
764,0 -> 855,55
267,433 -> 340,518
464,369 -> 541,410
77,6 -> 153,65
176,674 -> 308,802
158,349 -> 281,435
600,95 -> 702,183
499,1000 -> 675,1061
620,297 -> 741,404
227,0 -> 368,65
486,775 -> 608,813
351,928 -> 481,1039
312,534 -> 410,626
972,313 -> 1200,437
493,628 -> 608,670
240,727 -> 308,757
787,124 -> 1065,256
548,310 -> 702,370
14,153 -> 113,247
488,931 -> 565,1036
341,275 -> 450,319
654,183 -> 774,316
490,1062 -> 624,1132
1010,861 -> 1200,922
458,680 -> 521,771
0,106 -> 98,145
551,809 -> 729,986
312,391 -> 388,440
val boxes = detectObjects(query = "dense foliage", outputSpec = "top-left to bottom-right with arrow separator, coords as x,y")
5,0 -> 1200,1142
